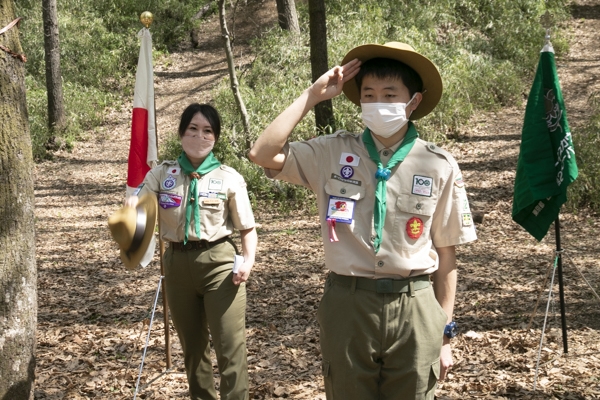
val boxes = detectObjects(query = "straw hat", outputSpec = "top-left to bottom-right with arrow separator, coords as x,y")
108,193 -> 157,270
341,42 -> 443,120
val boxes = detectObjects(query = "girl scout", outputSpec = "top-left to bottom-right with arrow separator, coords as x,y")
127,103 -> 257,400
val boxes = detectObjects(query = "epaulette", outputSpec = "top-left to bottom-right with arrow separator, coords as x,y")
158,160 -> 178,166
331,129 -> 359,138
219,164 -> 243,177
423,141 -> 459,169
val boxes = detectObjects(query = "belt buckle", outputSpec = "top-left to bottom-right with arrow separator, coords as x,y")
376,279 -> 394,293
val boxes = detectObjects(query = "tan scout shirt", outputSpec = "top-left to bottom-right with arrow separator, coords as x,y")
138,160 -> 255,243
266,129 -> 477,279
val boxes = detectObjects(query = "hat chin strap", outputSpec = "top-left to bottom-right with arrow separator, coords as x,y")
126,209 -> 147,259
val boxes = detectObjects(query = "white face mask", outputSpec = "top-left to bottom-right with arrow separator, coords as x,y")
361,94 -> 417,138
181,135 -> 215,160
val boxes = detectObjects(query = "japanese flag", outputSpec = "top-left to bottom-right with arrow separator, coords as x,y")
126,28 -> 157,197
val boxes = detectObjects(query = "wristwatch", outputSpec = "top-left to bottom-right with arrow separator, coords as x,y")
444,321 -> 459,339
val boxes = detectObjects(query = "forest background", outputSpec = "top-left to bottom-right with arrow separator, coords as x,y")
17,0 -> 600,213
8,0 -> 600,398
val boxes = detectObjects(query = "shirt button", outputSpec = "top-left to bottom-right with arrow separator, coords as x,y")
382,150 -> 390,157
370,236 -> 376,242
377,261 -> 384,267
416,203 -> 422,210
340,188 -> 347,194
429,144 -> 436,150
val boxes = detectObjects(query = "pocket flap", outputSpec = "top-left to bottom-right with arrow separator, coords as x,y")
324,179 -> 365,200
397,193 -> 435,216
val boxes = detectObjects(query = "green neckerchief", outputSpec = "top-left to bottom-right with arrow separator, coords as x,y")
362,122 -> 419,253
177,152 -> 221,244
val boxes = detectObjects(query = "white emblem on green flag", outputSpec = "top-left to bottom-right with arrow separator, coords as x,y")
512,43 -> 579,241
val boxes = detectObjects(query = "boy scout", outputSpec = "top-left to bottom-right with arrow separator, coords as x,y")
249,42 -> 477,400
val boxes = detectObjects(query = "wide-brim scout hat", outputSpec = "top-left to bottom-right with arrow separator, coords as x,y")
108,193 -> 157,270
341,42 -> 443,120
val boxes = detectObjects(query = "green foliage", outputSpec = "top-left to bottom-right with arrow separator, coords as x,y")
16,0 -> 206,160
17,0 -> 577,209
567,91 -> 600,213
210,0 -> 571,204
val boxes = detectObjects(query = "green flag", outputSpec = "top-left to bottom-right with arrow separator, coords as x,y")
512,43 -> 578,241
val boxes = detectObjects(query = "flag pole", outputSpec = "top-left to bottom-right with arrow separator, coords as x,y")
541,13 -> 569,355
140,11 -> 172,369
554,217 -> 568,353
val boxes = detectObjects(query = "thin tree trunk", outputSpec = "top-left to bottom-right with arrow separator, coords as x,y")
218,0 -> 251,152
0,1 -> 37,399
308,0 -> 334,134
275,0 -> 300,34
42,0 -> 66,133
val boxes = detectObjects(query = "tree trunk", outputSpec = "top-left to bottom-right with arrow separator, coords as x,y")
308,0 -> 334,134
42,0 -> 66,133
218,0 -> 252,152
275,0 -> 300,34
0,1 -> 37,399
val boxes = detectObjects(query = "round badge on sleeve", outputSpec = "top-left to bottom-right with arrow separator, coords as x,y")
406,216 -> 424,239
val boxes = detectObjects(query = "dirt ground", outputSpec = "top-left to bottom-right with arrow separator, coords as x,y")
33,0 -> 600,399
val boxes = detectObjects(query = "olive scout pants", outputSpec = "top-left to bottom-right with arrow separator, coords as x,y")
164,240 -> 248,400
317,272 -> 448,400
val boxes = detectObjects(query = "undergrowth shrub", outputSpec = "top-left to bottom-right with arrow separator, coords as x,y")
567,91 -> 600,213
210,0 -> 570,208
16,0 -> 205,160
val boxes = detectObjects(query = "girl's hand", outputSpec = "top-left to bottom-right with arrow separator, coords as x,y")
232,262 -> 252,285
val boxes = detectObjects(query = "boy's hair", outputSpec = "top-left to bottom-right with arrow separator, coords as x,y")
178,103 -> 221,142
355,57 -> 424,97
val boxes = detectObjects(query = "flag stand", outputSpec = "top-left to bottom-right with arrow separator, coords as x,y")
554,217 -> 568,353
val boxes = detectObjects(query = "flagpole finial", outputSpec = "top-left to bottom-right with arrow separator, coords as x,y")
140,11 -> 154,29
540,11 -> 554,43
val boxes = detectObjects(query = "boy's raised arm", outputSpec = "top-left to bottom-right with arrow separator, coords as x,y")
248,59 -> 361,171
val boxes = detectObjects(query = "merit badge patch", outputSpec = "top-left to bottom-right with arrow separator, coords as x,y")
132,183 -> 144,196
406,217 -> 424,239
454,174 -> 465,188
462,213 -> 473,227
208,178 -> 223,191
159,193 -> 182,209
412,175 -> 433,197
162,175 -> 177,190
339,152 -> 360,166
340,165 -> 354,179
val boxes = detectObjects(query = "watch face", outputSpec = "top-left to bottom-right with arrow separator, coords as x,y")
445,321 -> 458,338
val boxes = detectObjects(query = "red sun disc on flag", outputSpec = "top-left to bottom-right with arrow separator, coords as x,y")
406,217 -> 424,239
346,155 -> 354,163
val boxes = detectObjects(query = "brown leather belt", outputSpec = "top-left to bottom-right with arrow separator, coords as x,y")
170,236 -> 230,251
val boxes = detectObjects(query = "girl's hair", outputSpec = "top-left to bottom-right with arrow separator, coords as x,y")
355,57 -> 423,97
178,103 -> 221,141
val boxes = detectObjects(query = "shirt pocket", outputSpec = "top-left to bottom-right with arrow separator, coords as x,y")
324,179 -> 365,200
392,193 -> 437,253
199,197 -> 226,237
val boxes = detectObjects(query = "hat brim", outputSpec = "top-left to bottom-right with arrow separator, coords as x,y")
120,193 -> 158,270
341,43 -> 443,120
